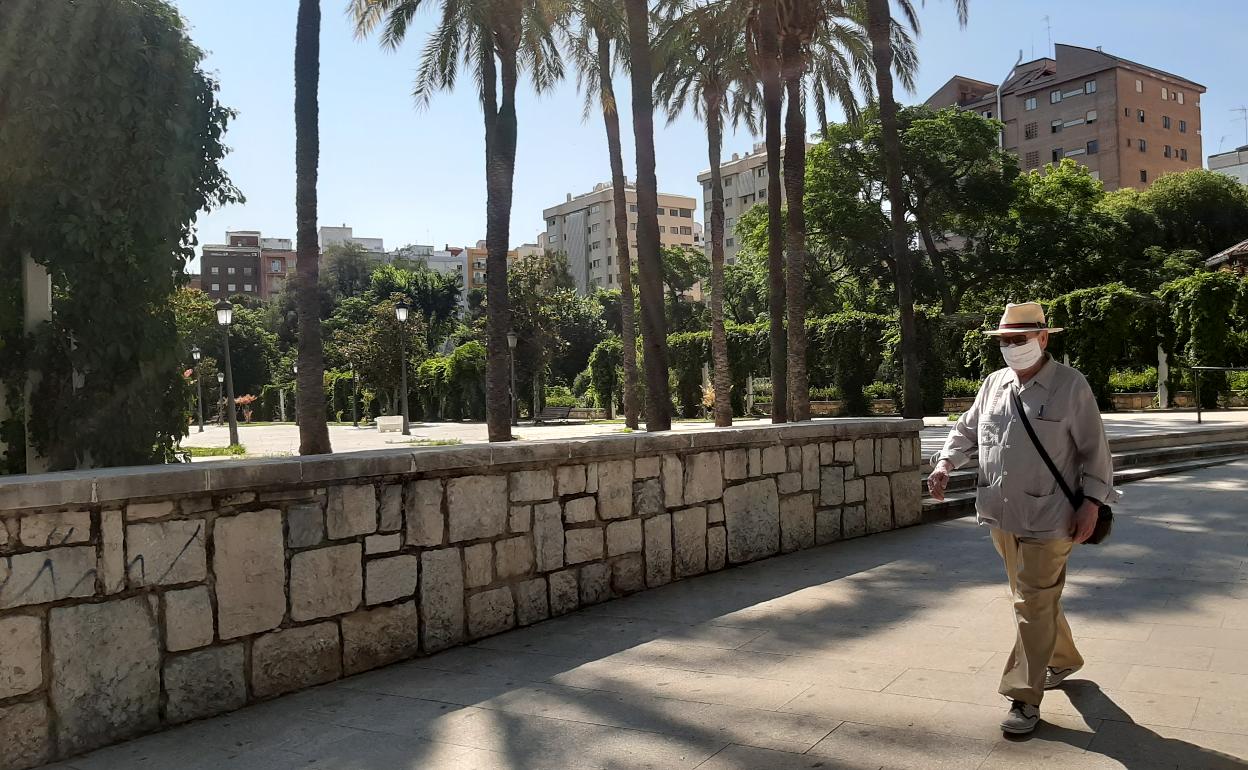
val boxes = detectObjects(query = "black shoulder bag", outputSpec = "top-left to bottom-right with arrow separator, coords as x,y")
1011,391 -> 1113,545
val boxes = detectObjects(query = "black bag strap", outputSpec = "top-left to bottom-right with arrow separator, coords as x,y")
1010,389 -> 1079,509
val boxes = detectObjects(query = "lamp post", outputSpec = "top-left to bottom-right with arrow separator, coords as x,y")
191,346 -> 204,433
507,331 -> 519,426
216,372 -> 225,425
350,365 -> 359,428
215,300 -> 240,447
395,301 -> 411,435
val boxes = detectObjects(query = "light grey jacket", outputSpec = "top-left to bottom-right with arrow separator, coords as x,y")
933,357 -> 1118,539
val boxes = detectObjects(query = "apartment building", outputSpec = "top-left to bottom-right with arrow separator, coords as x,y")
926,44 -> 1205,191
696,142 -> 794,265
319,225 -> 385,254
201,231 -> 262,300
543,182 -> 698,294
1210,145 -> 1248,185
464,241 -> 535,295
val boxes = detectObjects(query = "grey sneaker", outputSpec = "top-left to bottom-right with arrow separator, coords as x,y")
1044,666 -> 1080,690
1001,700 -> 1040,734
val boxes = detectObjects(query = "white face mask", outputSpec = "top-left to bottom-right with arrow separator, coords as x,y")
1000,338 -> 1044,371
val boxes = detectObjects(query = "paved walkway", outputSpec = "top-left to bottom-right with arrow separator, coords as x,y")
45,462 -> 1248,770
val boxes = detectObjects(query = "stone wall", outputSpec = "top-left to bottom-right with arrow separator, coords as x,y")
0,420 -> 922,770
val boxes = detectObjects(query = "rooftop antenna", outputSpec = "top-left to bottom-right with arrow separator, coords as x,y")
1042,15 -> 1052,57
1233,107 -> 1248,145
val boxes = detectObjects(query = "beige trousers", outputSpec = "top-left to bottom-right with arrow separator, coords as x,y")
991,528 -> 1084,706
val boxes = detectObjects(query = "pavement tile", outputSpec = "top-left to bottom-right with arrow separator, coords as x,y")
741,635 -> 993,674
929,700 -> 1099,746
1075,637 -> 1215,670
1192,696 -> 1248,736
550,659 -> 811,710
1037,683 -> 1198,729
1210,648 -> 1248,675
806,721 -> 995,770
1086,719 -> 1248,770
1119,665 -> 1248,700
692,743 -> 866,770
1148,624 -> 1248,651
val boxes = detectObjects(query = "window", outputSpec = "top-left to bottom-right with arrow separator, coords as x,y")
981,110 -> 993,119
243,267 -> 252,276
630,222 -> 636,231
243,284 -> 252,292
1163,116 -> 1171,129
726,238 -> 735,248
1086,110 -> 1098,123
1085,79 -> 1097,94
227,267 -> 236,275
211,283 -> 220,292
1177,92 -> 1184,105
755,167 -> 766,177
725,198 -> 733,207
608,274 -> 614,285
1052,148 -> 1063,163
703,180 -> 712,191
658,226 -> 666,233
547,217 -> 556,227
1139,139 -> 1147,152
1179,119 -> 1187,133
227,283 -> 236,292
589,223 -> 599,232
1161,86 -> 1169,100
270,259 -> 282,272
680,209 -> 693,218
1138,109 -> 1145,123
1180,148 -> 1188,162
1050,119 -> 1063,134
1025,96 -> 1037,111
1164,145 -> 1172,158
758,189 -> 767,198
1125,107 -> 1131,117
1024,122 -> 1038,140
1135,79 -> 1143,93
591,241 -> 601,251
1050,89 -> 1062,104
1126,138 -> 1132,147
211,266 -> 220,275
630,204 -> 637,213
1025,151 -> 1040,169
1087,140 -> 1099,155
679,226 -> 692,235
723,175 -> 734,186
589,204 -> 600,214
668,208 -> 679,216
1140,169 -> 1148,183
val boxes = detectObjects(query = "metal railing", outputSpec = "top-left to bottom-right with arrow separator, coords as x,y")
1188,366 -> 1248,424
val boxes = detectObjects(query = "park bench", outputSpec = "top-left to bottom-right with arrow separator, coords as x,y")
537,405 -> 574,422
376,416 -> 403,433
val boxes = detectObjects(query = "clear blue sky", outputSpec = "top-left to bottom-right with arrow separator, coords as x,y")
177,0 -> 1248,266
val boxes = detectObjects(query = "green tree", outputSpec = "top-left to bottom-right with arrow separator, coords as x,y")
331,297 -> 428,417
353,0 -> 565,442
1142,169 -> 1248,257
322,241 -> 380,299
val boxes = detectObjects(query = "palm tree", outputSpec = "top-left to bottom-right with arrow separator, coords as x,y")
295,0 -> 332,454
353,0 -> 565,442
623,0 -> 673,431
864,0 -> 965,419
564,1 -> 641,430
655,0 -> 756,427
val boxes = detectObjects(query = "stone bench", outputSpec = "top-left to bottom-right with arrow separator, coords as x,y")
376,416 -> 403,433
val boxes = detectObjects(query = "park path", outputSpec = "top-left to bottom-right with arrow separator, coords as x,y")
42,462 -> 1248,770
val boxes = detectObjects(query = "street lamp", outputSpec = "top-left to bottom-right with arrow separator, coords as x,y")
215,300 -> 240,446
216,372 -> 225,425
507,331 -> 519,426
191,346 -> 204,433
395,301 -> 411,435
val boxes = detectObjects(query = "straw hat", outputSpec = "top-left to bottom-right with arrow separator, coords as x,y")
983,302 -> 1064,336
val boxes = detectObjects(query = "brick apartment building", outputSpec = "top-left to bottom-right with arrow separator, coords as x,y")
926,44 -> 1205,190
201,231 -> 297,301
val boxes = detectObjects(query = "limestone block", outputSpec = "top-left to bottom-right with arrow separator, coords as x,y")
0,546 -> 96,610
611,554 -> 645,594
747,448 -> 763,477
447,476 -> 507,542
673,507 -> 708,578
533,501 -> 564,572
865,475 -> 893,533
761,445 -> 786,475
563,496 -> 597,524
854,439 -> 874,477
0,518 -> 10,550
495,536 -> 534,580
879,438 -> 901,473
100,509 -> 125,595
816,508 -> 842,545
0,700 -> 51,770
49,597 -> 160,755
327,483 -> 378,540
606,519 -> 643,556
634,456 -> 661,479
597,459 -> 634,519
467,587 -> 515,639
579,562 -> 610,605
891,471 -> 922,527
723,479 -> 780,564
516,578 -> 549,626
286,502 -> 326,549
509,505 -> 532,533
125,500 -> 173,521
220,493 -> 256,508
821,467 -> 845,506
342,602 -> 419,675
366,554 -> 419,606
801,445 -> 820,491
420,548 -> 464,652
778,472 -> 802,495
510,470 -> 554,502
464,543 -> 493,588
290,544 -> 362,621
779,493 -> 815,553
633,478 -> 663,517
564,528 -> 604,565
706,526 -> 727,572
251,623 -> 341,699
378,484 -> 403,533
913,437 -> 923,468
164,645 -> 246,724
0,614 -> 41,699
707,502 -> 724,524
643,513 -> 673,588
900,437 -> 914,469
723,449 -> 749,481
843,504 -> 867,539
557,464 -> 587,496
845,477 -> 865,504
365,532 -> 401,554
787,445 -> 802,471
126,520 -> 206,587
683,452 -> 724,504
213,509 -> 285,639
549,569 -> 579,616
819,442 -> 836,465
585,463 -> 600,494
835,440 -> 854,463
405,479 -> 444,547
19,509 -> 91,548
164,586 -> 214,652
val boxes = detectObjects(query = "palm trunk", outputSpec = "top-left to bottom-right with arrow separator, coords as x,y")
866,0 -> 922,419
482,46 -> 515,442
294,0 -> 331,455
624,0 -> 672,431
782,42 -> 809,422
757,0 -> 787,423
597,30 -> 641,431
705,94 -> 733,427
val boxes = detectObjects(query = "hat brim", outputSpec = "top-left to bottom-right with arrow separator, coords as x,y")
983,327 -> 1063,335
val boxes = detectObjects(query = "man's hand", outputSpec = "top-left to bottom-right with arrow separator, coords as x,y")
927,460 -> 953,502
1072,500 -> 1100,544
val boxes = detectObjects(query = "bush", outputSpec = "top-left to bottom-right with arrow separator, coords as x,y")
864,381 -> 898,401
544,386 -> 578,408
1109,368 -> 1158,393
1231,371 -> 1248,393
943,378 -> 981,398
810,386 -> 842,401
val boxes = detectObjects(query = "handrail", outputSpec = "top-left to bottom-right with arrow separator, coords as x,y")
1185,366 -> 1248,424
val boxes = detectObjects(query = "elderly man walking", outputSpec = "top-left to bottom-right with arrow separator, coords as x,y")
928,302 -> 1117,735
